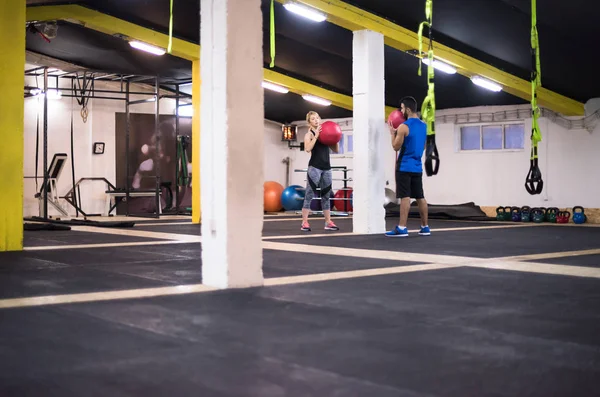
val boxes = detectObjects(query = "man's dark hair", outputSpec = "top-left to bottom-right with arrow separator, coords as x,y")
400,96 -> 418,114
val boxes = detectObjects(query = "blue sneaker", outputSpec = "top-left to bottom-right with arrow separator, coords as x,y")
419,226 -> 431,236
385,226 -> 409,237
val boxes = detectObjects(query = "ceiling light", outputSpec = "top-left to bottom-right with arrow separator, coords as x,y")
262,81 -> 289,94
422,58 -> 457,74
283,2 -> 327,22
302,94 -> 331,106
129,40 -> 166,56
471,76 -> 503,92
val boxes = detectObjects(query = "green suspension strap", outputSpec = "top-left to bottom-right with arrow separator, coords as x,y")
270,0 -> 276,67
525,0 -> 543,194
418,0 -> 440,176
167,0 -> 174,54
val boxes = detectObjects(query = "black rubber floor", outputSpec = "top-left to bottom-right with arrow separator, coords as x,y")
0,244 -> 420,298
279,225 -> 600,258
23,230 -> 164,247
1,267 -> 598,396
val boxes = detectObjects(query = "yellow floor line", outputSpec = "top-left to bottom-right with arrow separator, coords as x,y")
498,248 -> 600,262
23,240 -> 195,251
264,263 -> 461,286
0,283 -> 216,309
262,241 -> 479,266
69,226 -> 201,242
469,260 -> 600,279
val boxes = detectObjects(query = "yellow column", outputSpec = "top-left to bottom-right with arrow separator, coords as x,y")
191,59 -> 201,224
0,0 -> 25,251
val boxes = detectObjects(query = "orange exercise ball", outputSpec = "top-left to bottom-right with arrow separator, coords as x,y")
264,181 -> 285,212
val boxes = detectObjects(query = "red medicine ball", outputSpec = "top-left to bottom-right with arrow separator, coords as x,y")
318,121 -> 343,145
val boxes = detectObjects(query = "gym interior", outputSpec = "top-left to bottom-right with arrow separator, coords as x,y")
1,1 -> 600,395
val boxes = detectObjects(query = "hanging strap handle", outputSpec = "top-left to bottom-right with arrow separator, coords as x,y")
418,0 -> 439,176
525,0 -> 543,195
270,0 -> 276,67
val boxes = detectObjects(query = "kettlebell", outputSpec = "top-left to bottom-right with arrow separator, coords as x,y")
503,206 -> 513,221
573,206 -> 587,224
557,211 -> 570,224
511,207 -> 521,222
532,208 -> 545,223
545,207 -> 558,223
521,206 -> 531,222
496,206 -> 506,221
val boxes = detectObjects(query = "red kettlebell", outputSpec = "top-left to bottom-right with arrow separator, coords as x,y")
557,211 -> 570,224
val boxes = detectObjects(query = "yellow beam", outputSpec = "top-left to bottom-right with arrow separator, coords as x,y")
0,0 -> 25,251
27,5 -> 198,61
276,0 -> 584,116
191,60 -> 201,224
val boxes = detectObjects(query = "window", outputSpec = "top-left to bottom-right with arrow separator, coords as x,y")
460,123 -> 525,151
331,129 -> 353,156
460,126 -> 481,150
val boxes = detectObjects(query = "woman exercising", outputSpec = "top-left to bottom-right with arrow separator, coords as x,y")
301,111 -> 340,232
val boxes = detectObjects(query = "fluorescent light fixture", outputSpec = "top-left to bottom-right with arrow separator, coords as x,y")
283,2 -> 327,22
129,40 -> 166,56
262,81 -> 289,94
177,104 -> 193,117
46,89 -> 62,99
48,68 -> 65,75
471,76 -> 503,92
302,94 -> 331,106
29,88 -> 42,96
422,58 -> 457,74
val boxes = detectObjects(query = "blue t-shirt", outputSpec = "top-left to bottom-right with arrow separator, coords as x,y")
397,118 -> 427,173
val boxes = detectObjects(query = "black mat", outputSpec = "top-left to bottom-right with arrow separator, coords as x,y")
0,266 -> 169,299
23,230 -> 164,247
525,254 -> 600,268
1,267 -> 599,396
386,201 -> 496,221
0,244 -> 418,298
277,225 -> 600,258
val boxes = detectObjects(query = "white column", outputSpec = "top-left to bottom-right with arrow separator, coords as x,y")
200,0 -> 264,288
352,30 -> 386,234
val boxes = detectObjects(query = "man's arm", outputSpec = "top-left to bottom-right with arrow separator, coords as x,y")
392,124 -> 409,151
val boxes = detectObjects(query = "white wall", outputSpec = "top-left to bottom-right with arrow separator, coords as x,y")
23,72 -> 178,217
424,105 -> 600,208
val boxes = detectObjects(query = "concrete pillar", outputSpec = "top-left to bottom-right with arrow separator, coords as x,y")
200,0 -> 264,288
352,30 -> 386,234
0,0 -> 25,251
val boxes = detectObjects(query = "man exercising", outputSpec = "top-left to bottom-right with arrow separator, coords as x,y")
385,96 -> 430,237
301,111 -> 340,232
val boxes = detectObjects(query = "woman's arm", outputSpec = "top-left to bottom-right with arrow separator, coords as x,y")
304,127 -> 320,152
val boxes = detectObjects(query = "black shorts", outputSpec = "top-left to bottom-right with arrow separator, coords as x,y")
395,171 -> 424,199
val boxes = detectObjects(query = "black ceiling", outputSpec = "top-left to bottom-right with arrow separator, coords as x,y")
25,0 -> 600,123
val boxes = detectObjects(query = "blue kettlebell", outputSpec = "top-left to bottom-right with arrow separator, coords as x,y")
511,207 -> 521,222
573,206 -> 587,224
521,206 -> 531,222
